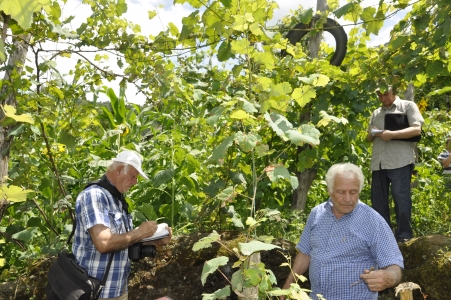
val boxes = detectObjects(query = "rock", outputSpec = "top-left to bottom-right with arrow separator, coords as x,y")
2,233 -> 450,300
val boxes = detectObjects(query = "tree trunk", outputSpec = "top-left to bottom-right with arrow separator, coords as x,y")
291,0 -> 328,211
0,34 -> 31,216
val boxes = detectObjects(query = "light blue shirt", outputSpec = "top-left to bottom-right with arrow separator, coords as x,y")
297,199 -> 404,300
72,185 -> 133,298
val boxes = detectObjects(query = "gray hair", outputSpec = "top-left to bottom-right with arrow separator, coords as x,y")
325,163 -> 364,193
108,161 -> 132,174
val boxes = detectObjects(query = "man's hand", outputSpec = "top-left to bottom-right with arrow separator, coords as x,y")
143,226 -> 173,247
137,220 -> 158,239
375,130 -> 393,141
360,265 -> 402,291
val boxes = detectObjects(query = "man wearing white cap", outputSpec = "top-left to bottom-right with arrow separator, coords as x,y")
72,150 -> 172,300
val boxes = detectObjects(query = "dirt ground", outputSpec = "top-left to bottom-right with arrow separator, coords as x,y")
1,233 -> 450,300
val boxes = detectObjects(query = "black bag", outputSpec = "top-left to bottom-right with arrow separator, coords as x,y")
384,113 -> 421,142
46,251 -> 113,300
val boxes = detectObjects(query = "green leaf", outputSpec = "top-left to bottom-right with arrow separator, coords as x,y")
232,64 -> 243,77
137,203 -> 158,221
333,2 -> 353,18
296,124 -> 321,146
152,168 -> 175,188
1,185 -> 34,202
59,129 -> 76,150
148,10 -> 157,19
239,98 -> 258,113
231,269 -> 243,292
201,286 -> 231,300
201,256 -> 229,285
11,227 -> 38,242
326,0 -> 340,11
290,176 -> 299,190
211,135 -> 235,162
311,74 -> 330,87
51,24 -> 78,39
427,86 -> 451,97
116,1 -> 127,15
216,186 -> 234,202
264,113 -> 293,141
234,131 -> 261,152
317,110 -> 349,127
0,0 -> 52,30
232,215 -> 244,228
219,0 -> 231,7
7,124 -> 25,137
243,267 -> 261,286
218,41 -> 233,62
192,231 -> 221,251
389,35 -> 409,50
105,87 -> 126,124
0,105 -> 34,124
266,165 -> 291,183
239,240 -> 280,256
231,39 -> 251,54
0,40 -> 5,63
246,217 -> 258,227
292,86 -> 316,108
299,8 -> 314,24
230,109 -> 250,120
168,22 -> 179,37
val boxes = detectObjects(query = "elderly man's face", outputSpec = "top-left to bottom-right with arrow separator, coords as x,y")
116,165 -> 139,193
376,89 -> 396,108
329,173 -> 360,218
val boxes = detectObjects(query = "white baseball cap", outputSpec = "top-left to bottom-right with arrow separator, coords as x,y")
112,150 -> 149,180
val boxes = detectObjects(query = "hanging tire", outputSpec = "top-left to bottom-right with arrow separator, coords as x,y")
284,17 -> 347,66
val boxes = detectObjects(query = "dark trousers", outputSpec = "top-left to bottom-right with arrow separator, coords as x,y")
371,164 -> 414,239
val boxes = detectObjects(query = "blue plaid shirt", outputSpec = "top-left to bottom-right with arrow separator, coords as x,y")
72,185 -> 133,298
297,199 -> 404,300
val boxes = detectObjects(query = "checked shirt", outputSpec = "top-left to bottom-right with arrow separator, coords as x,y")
72,184 -> 133,299
297,199 -> 403,300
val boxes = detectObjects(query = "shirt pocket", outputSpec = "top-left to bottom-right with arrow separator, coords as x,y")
109,211 -> 124,234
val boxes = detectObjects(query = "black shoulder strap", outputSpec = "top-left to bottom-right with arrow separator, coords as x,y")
85,175 -> 129,213
68,175 -> 129,245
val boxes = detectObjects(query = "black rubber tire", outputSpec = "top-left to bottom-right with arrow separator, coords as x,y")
284,17 -> 348,66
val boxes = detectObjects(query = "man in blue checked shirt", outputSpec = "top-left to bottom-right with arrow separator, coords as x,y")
73,150 -> 172,300
280,163 -> 403,300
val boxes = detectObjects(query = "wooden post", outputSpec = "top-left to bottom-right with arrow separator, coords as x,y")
239,252 -> 261,300
395,282 -> 421,299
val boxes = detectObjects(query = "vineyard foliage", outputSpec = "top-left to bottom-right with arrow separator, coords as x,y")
0,0 -> 450,283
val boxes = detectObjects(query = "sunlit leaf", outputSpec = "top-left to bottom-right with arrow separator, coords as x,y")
201,286 -> 231,300
239,240 -> 280,256
1,105 -> 34,124
1,185 -> 34,202
0,40 -> 5,63
0,0 -> 52,30
230,110 -> 250,120
292,86 -> 316,108
193,231 -> 221,251
201,256 -> 229,285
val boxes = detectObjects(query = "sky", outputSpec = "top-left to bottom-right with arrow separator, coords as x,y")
52,0 -> 409,105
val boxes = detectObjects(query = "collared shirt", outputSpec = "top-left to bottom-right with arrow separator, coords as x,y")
72,185 -> 133,298
368,96 -> 424,171
297,200 -> 404,300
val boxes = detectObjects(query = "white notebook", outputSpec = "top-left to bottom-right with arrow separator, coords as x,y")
140,223 -> 169,242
